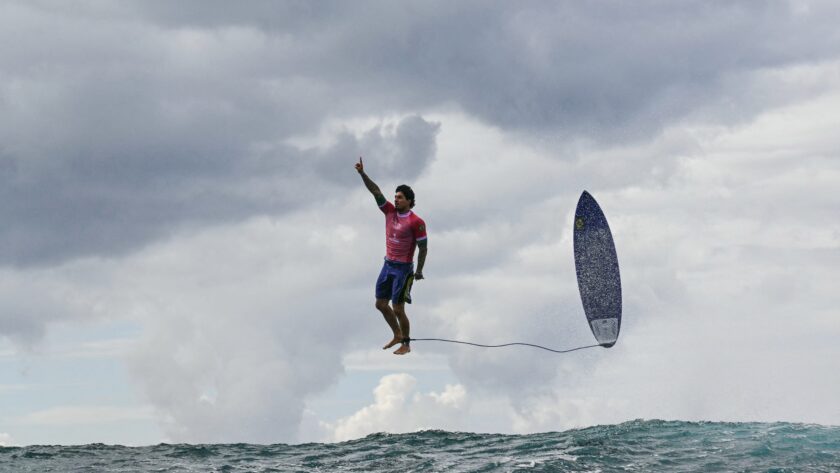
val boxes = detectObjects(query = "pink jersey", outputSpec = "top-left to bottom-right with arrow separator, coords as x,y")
380,201 -> 427,263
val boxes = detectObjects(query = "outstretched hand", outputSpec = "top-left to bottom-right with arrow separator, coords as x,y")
355,156 -> 364,174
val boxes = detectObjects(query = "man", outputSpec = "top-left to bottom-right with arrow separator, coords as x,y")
355,157 -> 427,355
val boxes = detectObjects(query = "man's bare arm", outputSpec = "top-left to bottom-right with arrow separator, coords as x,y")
415,239 -> 427,279
355,157 -> 387,206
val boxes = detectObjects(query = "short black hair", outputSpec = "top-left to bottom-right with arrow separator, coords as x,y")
395,184 -> 415,208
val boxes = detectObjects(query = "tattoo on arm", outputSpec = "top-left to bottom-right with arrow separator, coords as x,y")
360,172 -> 386,205
416,242 -> 427,272
360,172 -> 381,194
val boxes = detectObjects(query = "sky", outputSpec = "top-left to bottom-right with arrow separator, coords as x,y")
1,0 -> 839,446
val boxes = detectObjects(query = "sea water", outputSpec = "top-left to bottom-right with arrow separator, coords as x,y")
1,420 -> 838,472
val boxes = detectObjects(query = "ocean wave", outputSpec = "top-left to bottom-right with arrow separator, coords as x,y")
1,420 -> 838,472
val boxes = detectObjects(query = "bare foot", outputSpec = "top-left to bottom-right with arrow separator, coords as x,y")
383,337 -> 402,350
393,344 -> 411,355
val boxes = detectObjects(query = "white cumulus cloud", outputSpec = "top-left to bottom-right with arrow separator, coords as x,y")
324,374 -> 469,442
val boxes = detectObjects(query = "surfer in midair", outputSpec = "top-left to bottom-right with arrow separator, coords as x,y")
355,157 -> 428,355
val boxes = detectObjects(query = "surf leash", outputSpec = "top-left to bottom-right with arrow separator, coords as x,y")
406,337 -> 606,354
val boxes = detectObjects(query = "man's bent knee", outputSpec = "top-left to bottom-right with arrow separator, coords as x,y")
392,303 -> 406,316
375,299 -> 390,311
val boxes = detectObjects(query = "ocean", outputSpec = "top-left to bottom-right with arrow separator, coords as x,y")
1,420 -> 838,472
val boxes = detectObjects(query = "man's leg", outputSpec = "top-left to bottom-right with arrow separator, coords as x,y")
392,302 -> 411,355
376,299 -> 402,349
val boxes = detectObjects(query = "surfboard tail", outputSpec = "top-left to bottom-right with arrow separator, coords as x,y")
590,318 -> 618,347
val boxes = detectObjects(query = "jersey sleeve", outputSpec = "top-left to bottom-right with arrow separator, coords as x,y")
414,218 -> 427,241
379,200 -> 394,215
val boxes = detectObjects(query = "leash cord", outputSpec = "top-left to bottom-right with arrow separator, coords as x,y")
407,338 -> 604,354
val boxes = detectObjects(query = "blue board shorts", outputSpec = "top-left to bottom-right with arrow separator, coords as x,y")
376,259 -> 415,304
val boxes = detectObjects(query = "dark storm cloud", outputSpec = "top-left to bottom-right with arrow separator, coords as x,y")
2,0 -> 839,266
130,1 -> 840,132
0,112 -> 437,266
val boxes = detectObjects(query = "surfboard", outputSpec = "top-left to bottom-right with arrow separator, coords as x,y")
573,191 -> 622,348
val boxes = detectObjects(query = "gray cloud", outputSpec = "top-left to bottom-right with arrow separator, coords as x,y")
1,2 -> 440,266
314,115 -> 440,185
3,1 -> 839,268
0,266 -> 102,346
0,105 -> 437,266
131,1 -> 840,134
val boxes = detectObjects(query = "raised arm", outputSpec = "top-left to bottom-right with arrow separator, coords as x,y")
355,157 -> 387,206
